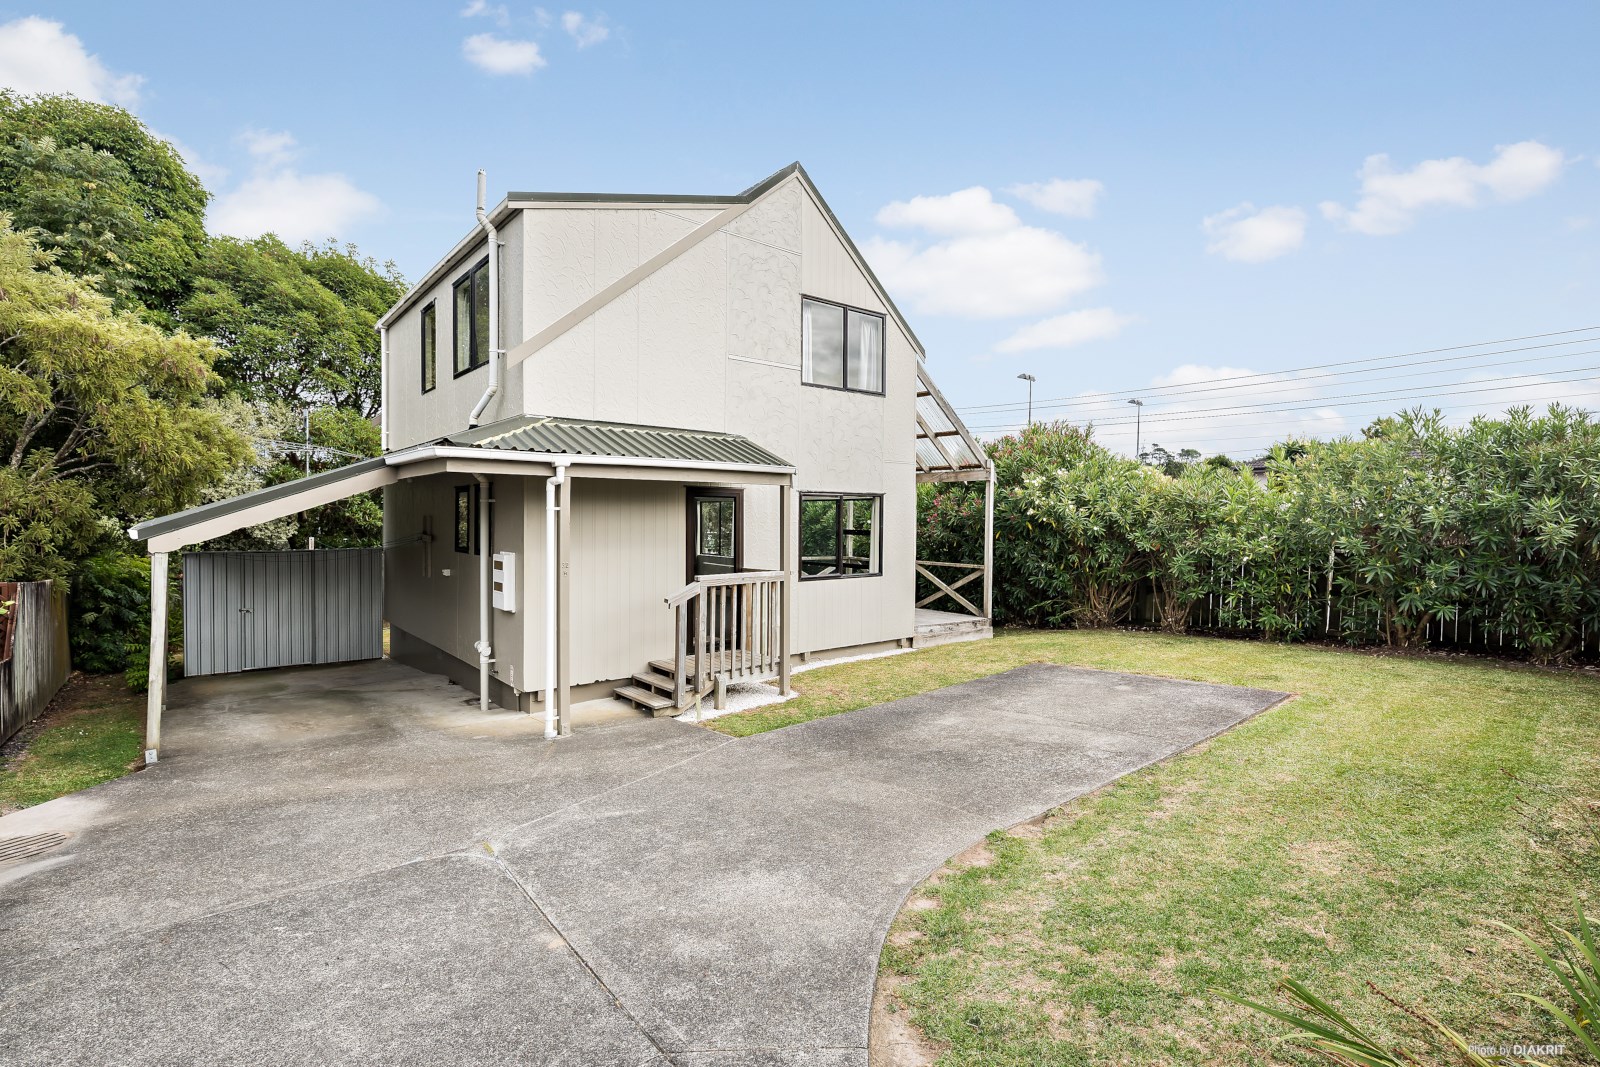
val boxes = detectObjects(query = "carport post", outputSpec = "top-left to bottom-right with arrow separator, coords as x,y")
556,473 -> 572,736
145,550 -> 169,763
983,464 -> 995,620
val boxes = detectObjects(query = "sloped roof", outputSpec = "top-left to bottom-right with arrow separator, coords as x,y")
445,415 -> 791,468
916,365 -> 989,481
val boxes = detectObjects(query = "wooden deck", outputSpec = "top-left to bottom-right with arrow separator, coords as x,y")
913,608 -> 992,647
647,649 -> 777,680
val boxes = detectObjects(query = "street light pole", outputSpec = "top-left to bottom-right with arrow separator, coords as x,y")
1128,398 -> 1144,460
1016,373 -> 1036,427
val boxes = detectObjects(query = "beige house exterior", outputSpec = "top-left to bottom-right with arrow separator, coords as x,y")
128,163 -> 990,751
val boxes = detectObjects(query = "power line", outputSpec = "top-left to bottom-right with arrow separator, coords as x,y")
967,339 -> 1600,420
969,365 -> 1600,432
956,325 -> 1600,415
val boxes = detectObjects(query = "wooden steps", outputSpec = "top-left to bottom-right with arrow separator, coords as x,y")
612,684 -> 675,715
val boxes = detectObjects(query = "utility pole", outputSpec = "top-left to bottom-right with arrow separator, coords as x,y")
1016,373 -> 1036,427
1128,398 -> 1144,460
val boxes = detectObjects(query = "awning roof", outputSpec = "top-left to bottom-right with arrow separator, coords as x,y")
916,366 -> 990,482
446,415 -> 791,468
129,416 -> 794,553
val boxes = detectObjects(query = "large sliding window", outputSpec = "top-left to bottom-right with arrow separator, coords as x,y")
452,257 -> 491,376
420,302 -> 437,393
799,494 -> 881,579
802,297 -> 884,394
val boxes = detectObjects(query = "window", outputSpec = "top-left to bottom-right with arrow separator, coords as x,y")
453,257 -> 491,376
420,302 -> 437,393
454,486 -> 473,553
698,497 -> 735,557
802,298 -> 884,394
799,494 -> 881,579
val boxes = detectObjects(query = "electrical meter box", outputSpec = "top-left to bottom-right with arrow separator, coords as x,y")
492,551 -> 516,612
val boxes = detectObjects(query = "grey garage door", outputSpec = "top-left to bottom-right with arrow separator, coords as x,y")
182,549 -> 383,677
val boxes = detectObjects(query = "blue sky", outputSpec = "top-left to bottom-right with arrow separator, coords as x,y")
5,2 -> 1599,457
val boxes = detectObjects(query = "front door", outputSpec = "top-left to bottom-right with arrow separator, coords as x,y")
687,490 -> 741,658
689,490 -> 740,579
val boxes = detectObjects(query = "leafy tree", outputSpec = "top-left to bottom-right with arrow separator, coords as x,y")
0,92 -> 209,315
0,219 -> 247,583
179,235 -> 403,417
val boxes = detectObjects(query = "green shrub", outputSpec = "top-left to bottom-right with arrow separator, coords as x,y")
917,406 -> 1600,661
69,552 -> 149,674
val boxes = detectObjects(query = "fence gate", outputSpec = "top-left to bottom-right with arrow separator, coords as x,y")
183,549 -> 383,677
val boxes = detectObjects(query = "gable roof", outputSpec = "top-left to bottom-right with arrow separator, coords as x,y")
378,163 -> 922,357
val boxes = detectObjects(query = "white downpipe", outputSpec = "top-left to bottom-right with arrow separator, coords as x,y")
544,462 -> 568,738
378,324 -> 389,452
473,473 -> 493,714
468,169 -> 502,427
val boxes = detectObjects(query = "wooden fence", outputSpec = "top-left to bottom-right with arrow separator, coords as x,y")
0,580 -> 72,746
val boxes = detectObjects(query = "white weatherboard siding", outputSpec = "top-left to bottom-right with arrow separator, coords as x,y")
383,474 -> 526,691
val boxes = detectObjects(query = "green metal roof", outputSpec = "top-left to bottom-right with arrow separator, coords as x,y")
442,415 -> 793,468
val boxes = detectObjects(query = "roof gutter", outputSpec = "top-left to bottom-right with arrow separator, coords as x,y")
468,170 -> 503,427
383,445 -> 796,477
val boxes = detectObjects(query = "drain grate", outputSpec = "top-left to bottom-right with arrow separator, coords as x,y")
0,831 -> 69,865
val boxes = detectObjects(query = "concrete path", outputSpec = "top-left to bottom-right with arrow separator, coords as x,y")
0,658 -> 1285,1066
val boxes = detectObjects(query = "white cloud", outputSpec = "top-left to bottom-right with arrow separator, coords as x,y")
157,133 -> 228,186
562,11 -> 611,47
209,128 -> 379,242
1321,140 -> 1566,235
460,0 -> 511,23
866,184 -> 1105,318
875,187 -> 1019,235
238,128 -> 298,169
995,308 -> 1131,353
865,228 -> 1102,319
1202,202 -> 1307,262
0,16 -> 143,107
210,170 -> 381,243
1007,178 -> 1104,219
462,33 -> 546,75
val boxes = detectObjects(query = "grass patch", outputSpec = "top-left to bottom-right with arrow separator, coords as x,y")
0,673 -> 144,813
718,629 -> 1600,1064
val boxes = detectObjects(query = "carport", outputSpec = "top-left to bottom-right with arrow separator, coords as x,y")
127,423 -> 798,765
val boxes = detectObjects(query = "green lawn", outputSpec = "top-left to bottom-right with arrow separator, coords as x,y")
714,629 -> 1600,1065
0,674 -> 144,813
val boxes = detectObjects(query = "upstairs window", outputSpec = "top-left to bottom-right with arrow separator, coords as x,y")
802,297 -> 884,394
420,302 -> 437,393
453,257 -> 490,376
800,494 -> 881,579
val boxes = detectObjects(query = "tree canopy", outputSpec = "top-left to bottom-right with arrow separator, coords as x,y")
0,218 -> 247,582
0,92 -> 209,316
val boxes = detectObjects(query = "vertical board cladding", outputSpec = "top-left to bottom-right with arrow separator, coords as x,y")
182,550 -> 382,677
383,475 -> 528,692
0,581 -> 71,746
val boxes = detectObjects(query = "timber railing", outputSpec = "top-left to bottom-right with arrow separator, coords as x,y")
915,560 -> 987,618
664,570 -> 785,709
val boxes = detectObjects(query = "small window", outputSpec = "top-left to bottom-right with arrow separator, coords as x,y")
698,498 -> 734,557
453,257 -> 490,376
802,297 -> 884,394
420,302 -> 437,393
454,486 -> 472,553
799,494 -> 881,579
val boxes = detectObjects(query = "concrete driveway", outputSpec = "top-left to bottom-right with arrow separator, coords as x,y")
0,657 -> 1285,1066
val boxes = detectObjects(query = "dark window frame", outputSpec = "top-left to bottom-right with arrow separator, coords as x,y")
684,487 -> 744,583
420,301 -> 437,394
452,482 -> 494,555
798,492 -> 883,581
800,295 -> 886,397
452,255 -> 491,379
